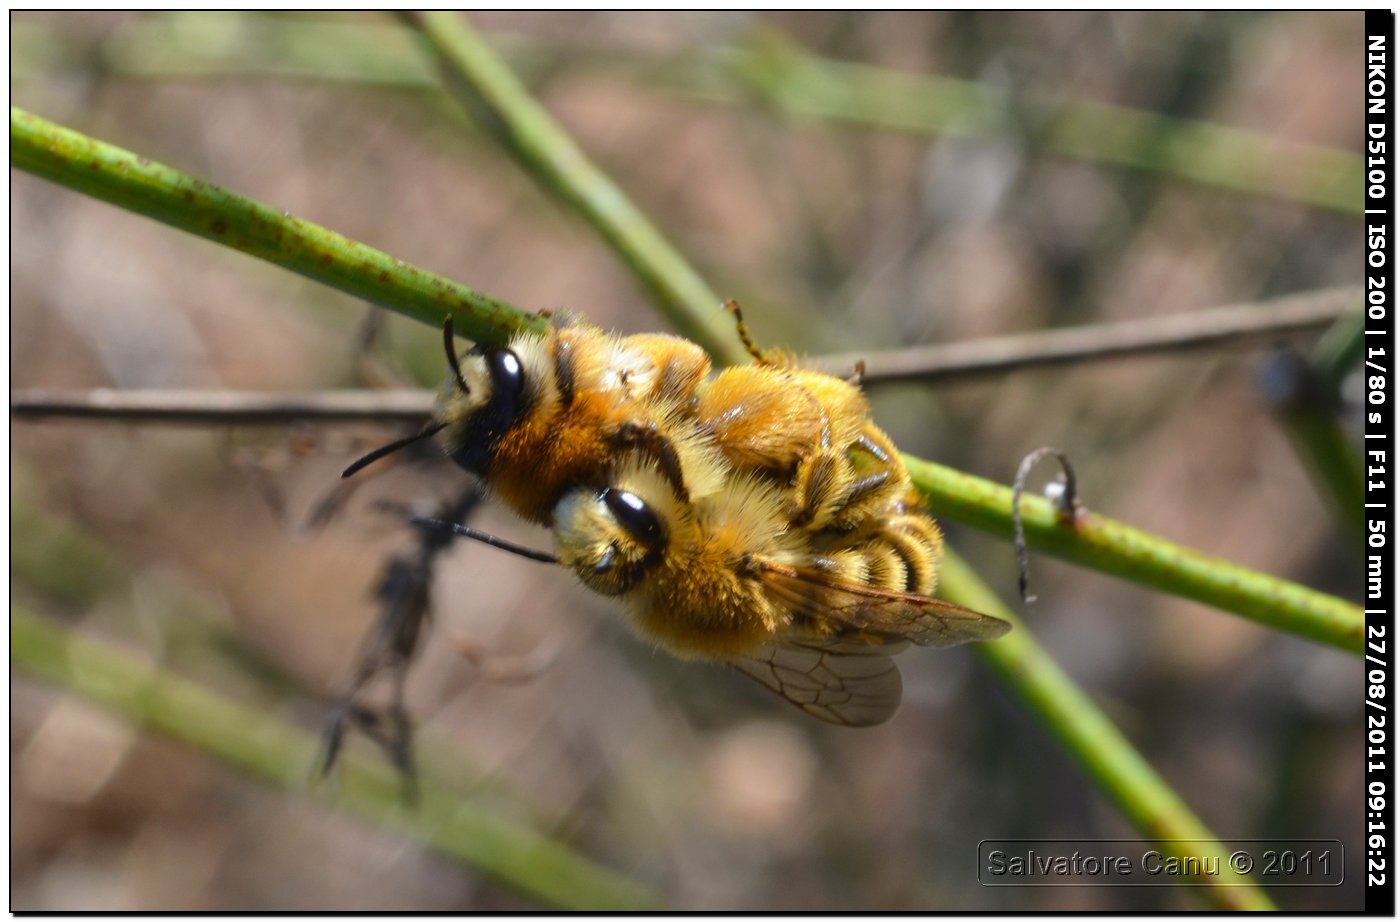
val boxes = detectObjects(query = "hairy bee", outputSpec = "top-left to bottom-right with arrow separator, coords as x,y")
552,457 -> 1009,727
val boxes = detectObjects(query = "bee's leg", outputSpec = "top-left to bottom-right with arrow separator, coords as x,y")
852,432 -> 891,464
847,470 -> 893,502
790,449 -> 856,530
723,298 -> 770,365
609,421 -> 690,502
549,325 -> 577,407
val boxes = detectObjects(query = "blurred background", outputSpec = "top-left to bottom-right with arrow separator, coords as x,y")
11,11 -> 1364,911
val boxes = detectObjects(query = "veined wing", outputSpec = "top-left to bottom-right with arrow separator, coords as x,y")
729,640 -> 909,727
755,559 -> 1011,648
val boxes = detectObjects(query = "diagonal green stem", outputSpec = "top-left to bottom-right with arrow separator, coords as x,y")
906,456 -> 1363,653
9,105 -> 543,349
10,603 -> 656,910
937,555 -> 1276,911
405,11 -> 747,364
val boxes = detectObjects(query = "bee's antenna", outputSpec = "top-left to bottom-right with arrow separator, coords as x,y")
723,299 -> 768,365
410,516 -> 559,564
341,422 -> 447,479
442,317 -> 471,395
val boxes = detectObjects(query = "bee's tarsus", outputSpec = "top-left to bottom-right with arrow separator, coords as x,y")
1011,446 -> 1082,605
847,470 -> 892,502
847,360 -> 866,386
853,433 -> 891,464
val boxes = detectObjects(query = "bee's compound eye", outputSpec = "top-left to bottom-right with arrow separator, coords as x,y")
602,489 -> 665,550
488,350 -> 525,400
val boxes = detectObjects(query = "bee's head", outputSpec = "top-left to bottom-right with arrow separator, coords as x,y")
341,317 -> 535,480
554,465 -> 680,596
436,342 -> 528,476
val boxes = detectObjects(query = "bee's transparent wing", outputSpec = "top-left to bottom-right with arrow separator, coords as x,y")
756,560 -> 1011,648
728,640 -> 908,727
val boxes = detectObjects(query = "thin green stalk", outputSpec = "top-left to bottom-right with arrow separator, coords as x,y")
76,13 -> 1363,216
9,106 -> 543,349
1256,328 -> 1367,545
405,12 -> 747,364
721,27 -> 1361,217
417,21 -> 1285,911
937,554 -> 1275,912
11,604 -> 657,910
1313,310 -> 1366,391
1303,313 -> 1369,539
907,455 -> 1363,653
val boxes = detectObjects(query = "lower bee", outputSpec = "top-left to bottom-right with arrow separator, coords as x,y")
549,457 -> 1010,727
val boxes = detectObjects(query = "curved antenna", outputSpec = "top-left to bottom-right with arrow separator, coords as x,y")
341,421 -> 447,479
409,516 -> 558,564
443,317 -> 470,395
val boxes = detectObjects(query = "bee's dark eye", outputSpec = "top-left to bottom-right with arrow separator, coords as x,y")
603,489 -> 665,550
448,349 -> 526,475
488,350 -> 524,401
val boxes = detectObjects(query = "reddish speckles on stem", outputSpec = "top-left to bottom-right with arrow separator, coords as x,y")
210,218 -> 228,236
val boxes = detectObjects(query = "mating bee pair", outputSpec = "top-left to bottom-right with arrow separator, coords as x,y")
345,306 -> 1009,726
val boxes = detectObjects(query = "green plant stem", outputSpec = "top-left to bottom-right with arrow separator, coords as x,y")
74,13 -> 1363,216
1313,310 -> 1366,391
907,455 -> 1362,653
405,12 -> 747,364
9,106 -> 543,349
718,27 -> 1361,217
1257,342 -> 1367,546
10,604 -> 656,910
937,554 -> 1276,912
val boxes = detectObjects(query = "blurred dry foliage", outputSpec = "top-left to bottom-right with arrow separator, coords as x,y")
11,10 -> 1364,911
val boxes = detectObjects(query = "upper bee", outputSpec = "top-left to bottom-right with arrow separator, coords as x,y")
435,342 -> 530,475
